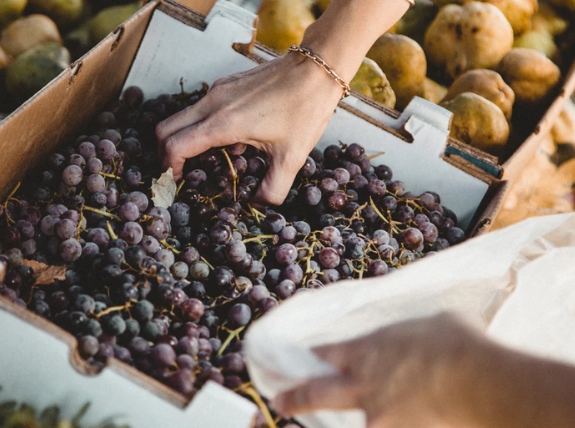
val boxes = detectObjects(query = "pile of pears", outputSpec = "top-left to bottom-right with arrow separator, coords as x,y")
0,0 -> 140,114
256,0 -> 575,159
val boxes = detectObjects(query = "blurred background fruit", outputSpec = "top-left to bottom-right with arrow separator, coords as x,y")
0,0 -> 140,115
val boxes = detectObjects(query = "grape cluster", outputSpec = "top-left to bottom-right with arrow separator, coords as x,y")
0,84 -> 466,425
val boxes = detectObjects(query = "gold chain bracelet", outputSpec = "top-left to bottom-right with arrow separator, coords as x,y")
288,45 -> 351,100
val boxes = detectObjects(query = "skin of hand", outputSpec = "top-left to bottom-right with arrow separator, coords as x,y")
156,0 -> 409,206
271,313 -> 575,428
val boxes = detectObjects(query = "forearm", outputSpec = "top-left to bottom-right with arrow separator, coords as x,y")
301,0 -> 410,82
447,341 -> 575,428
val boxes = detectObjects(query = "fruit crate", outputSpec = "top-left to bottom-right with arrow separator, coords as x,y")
0,0 -> 506,426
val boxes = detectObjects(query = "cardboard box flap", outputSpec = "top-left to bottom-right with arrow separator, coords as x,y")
205,0 -> 257,28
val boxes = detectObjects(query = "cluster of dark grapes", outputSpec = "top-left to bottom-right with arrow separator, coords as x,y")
0,84 -> 466,426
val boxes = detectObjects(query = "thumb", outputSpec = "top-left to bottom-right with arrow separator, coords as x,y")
254,157 -> 298,206
272,375 -> 361,417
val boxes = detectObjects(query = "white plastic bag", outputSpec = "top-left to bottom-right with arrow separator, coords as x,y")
245,212 -> 575,428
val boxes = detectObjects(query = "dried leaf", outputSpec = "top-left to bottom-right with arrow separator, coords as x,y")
21,260 -> 66,285
151,167 -> 177,209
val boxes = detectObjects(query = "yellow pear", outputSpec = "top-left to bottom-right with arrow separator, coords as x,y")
0,0 -> 27,28
350,57 -> 396,108
256,0 -> 315,53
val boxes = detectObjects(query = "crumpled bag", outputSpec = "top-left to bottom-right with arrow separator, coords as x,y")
245,212 -> 575,428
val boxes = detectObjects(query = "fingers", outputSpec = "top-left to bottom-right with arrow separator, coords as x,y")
272,376 -> 362,417
254,154 -> 304,206
161,120 -> 234,180
156,95 -> 213,144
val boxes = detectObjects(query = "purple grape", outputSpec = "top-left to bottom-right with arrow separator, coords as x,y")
304,185 -> 322,206
118,202 -> 140,222
180,298 -> 204,322
125,169 -> 142,187
275,279 -> 296,299
55,218 -> 76,240
151,343 -> 176,367
318,247 -> 340,269
275,243 -> 297,265
120,221 -> 143,245
96,139 -> 116,160
146,217 -> 170,240
59,239 -> 82,262
368,259 -> 389,276
78,142 -> 96,159
127,191 -> 149,212
332,167 -> 350,185
225,240 -> 247,263
154,248 -> 175,268
69,154 -> 86,168
228,303 -> 251,327
61,165 -> 83,186
327,191 -> 348,211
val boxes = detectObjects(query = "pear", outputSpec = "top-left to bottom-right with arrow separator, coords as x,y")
0,14 -> 62,58
350,57 -> 396,108
440,92 -> 509,156
497,48 -> 561,107
367,33 -> 426,110
5,42 -> 71,105
27,0 -> 85,28
256,0 -> 315,53
443,69 -> 515,120
0,0 -> 27,28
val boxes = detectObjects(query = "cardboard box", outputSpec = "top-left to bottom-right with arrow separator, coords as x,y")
0,0 -> 507,426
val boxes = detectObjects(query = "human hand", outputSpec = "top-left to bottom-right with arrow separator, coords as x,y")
155,52 -> 343,205
272,313 -> 488,428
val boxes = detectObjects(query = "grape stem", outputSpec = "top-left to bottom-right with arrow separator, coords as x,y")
83,206 -> 121,222
106,221 -> 118,240
366,151 -> 386,161
99,172 -> 121,180
247,204 -> 265,223
95,302 -> 131,318
2,181 -> 21,225
236,383 -> 278,428
175,180 -> 186,197
369,197 -> 401,235
75,209 -> 85,241
220,149 -> 238,202
216,325 -> 245,357
161,239 -> 181,255
200,256 -> 214,270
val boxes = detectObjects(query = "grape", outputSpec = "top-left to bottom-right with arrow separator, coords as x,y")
228,303 -> 251,327
327,191 -> 348,211
127,191 -> 149,212
55,218 -> 76,240
78,142 -> 96,159
318,247 -> 340,269
78,335 -> 99,358
189,261 -> 210,280
292,221 -> 311,235
86,174 -> 106,193
118,202 -> 139,222
260,296 -> 278,313
96,139 -> 117,160
59,238 -> 82,262
151,343 -> 176,367
275,279 -> 296,299
179,298 -> 204,322
225,239 -> 247,263
368,259 -> 389,276
304,185 -> 322,206
367,179 -> 387,196
154,248 -> 175,268
333,167 -> 350,185
120,221 -> 143,245
145,217 -> 170,240
69,154 -> 86,168
262,213 -> 286,234
299,156 -> 317,177
170,261 -> 189,280
104,315 -> 127,336
419,222 -> 439,243
275,243 -> 297,265
179,246 -> 200,264
125,168 -> 142,187
168,369 -> 195,396
122,85 -> 144,107
278,225 -> 297,242
447,227 -> 466,245
169,202 -> 190,227
61,165 -> 83,186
